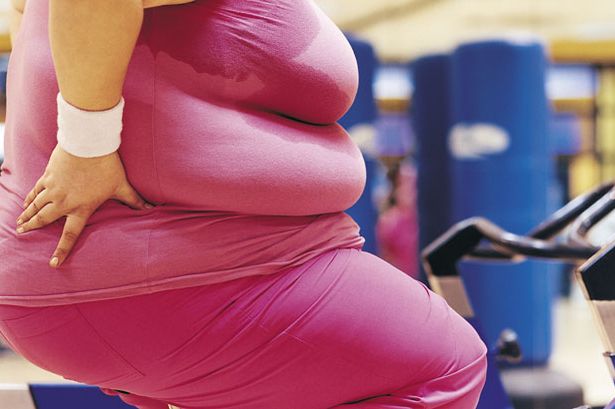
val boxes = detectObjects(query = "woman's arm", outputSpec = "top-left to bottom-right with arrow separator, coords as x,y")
11,0 -> 194,51
16,0 -> 153,268
50,0 -> 143,111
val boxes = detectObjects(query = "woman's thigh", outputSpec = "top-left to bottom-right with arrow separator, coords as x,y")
0,248 -> 487,408
0,303 -> 146,388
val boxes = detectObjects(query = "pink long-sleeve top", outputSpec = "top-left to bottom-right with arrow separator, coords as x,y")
0,0 -> 366,306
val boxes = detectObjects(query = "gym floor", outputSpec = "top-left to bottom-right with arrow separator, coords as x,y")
0,279 -> 613,407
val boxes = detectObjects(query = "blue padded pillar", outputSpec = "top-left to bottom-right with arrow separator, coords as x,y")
449,39 -> 553,365
411,54 -> 453,270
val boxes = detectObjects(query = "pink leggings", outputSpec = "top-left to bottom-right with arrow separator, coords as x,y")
0,248 -> 487,409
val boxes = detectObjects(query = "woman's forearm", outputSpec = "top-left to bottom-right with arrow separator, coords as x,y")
49,0 -> 143,111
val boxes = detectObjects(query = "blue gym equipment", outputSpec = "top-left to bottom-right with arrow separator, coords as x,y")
412,53 -> 453,274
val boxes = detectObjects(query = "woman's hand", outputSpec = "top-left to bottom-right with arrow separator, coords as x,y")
15,144 -> 154,268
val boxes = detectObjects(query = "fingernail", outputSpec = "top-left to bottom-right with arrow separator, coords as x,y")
144,203 -> 154,209
16,218 -> 23,225
50,257 -> 59,267
16,226 -> 24,233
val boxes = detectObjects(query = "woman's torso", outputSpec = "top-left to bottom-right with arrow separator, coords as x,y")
0,0 -> 366,306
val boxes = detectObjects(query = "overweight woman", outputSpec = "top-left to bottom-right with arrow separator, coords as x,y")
0,1 -> 487,408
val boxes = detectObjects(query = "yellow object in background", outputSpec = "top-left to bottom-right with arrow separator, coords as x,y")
0,0 -> 11,52
551,39 -> 615,65
550,38 -> 615,194
569,153 -> 601,198
597,68 -> 615,182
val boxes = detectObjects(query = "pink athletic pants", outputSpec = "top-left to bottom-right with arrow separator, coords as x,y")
0,248 -> 487,409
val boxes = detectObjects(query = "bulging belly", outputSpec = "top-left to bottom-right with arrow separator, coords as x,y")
143,91 -> 366,215
118,0 -> 365,215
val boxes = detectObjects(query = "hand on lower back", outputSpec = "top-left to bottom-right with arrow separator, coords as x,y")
15,144 -> 154,268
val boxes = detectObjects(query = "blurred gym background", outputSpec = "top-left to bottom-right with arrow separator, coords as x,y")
2,0 -> 615,408
319,2 -> 615,407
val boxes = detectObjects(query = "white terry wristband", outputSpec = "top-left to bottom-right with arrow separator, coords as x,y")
56,92 -> 124,158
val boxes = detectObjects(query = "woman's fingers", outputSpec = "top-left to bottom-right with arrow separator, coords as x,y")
16,189 -> 51,226
22,178 -> 46,209
49,211 -> 89,268
16,200 -> 65,234
114,180 -> 153,209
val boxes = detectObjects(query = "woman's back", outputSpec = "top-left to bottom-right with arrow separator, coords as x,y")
0,0 -> 366,306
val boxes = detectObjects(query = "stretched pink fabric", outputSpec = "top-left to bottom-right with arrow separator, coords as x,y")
0,248 -> 487,408
0,0 -> 367,305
